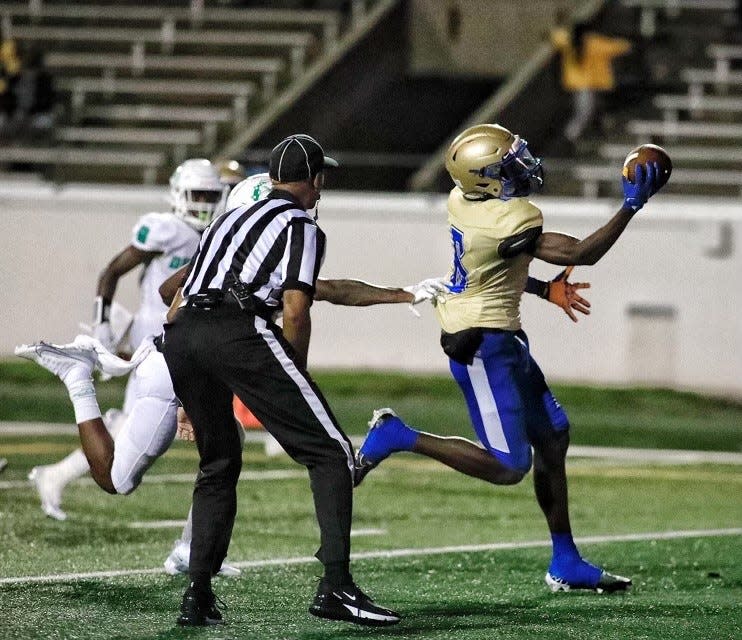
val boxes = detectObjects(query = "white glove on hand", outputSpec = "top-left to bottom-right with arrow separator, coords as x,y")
403,277 -> 449,317
92,321 -> 116,352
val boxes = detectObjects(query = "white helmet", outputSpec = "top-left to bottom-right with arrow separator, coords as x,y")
169,158 -> 228,231
225,172 -> 272,210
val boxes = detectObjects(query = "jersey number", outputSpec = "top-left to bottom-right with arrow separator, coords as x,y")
169,256 -> 191,269
448,225 -> 468,293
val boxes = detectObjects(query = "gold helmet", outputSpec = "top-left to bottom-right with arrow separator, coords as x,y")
215,159 -> 248,188
445,123 -> 544,199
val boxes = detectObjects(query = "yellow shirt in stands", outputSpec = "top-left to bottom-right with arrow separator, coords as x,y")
551,28 -> 631,91
435,188 -> 543,334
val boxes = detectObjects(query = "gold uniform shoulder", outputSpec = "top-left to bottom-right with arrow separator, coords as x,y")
447,191 -> 542,237
500,198 -> 543,236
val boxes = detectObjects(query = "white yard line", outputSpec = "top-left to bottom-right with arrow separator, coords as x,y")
566,445 -> 742,465
129,520 -> 186,529
0,468 -> 307,490
0,528 -> 739,586
350,528 -> 388,537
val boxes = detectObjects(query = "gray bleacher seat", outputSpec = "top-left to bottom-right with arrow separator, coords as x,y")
0,146 -> 165,184
574,164 -> 742,197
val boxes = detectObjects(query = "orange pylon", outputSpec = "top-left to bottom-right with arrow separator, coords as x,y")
233,396 -> 262,429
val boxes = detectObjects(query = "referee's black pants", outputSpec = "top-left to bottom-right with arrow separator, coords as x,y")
162,305 -> 355,586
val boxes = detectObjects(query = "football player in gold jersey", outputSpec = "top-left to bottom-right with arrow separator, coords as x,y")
355,123 -> 660,593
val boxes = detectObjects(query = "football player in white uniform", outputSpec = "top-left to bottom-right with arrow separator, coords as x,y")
353,123 -> 661,594
28,158 -> 228,522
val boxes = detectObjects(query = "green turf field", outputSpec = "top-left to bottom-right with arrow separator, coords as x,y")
1,363 -> 740,639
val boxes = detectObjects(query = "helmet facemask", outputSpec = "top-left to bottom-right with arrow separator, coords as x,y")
477,136 -> 544,199
175,188 -> 226,229
169,159 -> 228,231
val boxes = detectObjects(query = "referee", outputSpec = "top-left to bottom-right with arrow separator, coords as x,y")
162,134 -> 401,627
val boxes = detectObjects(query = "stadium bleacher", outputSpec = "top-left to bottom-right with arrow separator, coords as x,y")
0,0 -> 356,183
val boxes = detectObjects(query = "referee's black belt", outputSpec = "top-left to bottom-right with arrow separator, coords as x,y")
185,287 -> 273,319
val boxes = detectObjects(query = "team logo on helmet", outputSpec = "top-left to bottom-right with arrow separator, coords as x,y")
225,172 -> 272,211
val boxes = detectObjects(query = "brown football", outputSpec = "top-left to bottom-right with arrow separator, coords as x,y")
622,144 -> 672,190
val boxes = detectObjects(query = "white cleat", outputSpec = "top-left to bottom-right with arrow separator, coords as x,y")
545,571 -> 632,594
0,458 -> 7,474
217,562 -> 242,577
163,540 -> 190,576
15,340 -> 97,382
368,407 -> 398,429
164,540 -> 241,577
28,466 -> 67,521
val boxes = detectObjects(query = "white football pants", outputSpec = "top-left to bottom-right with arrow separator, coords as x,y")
112,350 -> 178,494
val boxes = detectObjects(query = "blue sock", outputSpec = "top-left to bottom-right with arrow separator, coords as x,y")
549,533 -> 602,586
396,420 -> 419,451
551,533 -> 580,562
364,415 -> 418,459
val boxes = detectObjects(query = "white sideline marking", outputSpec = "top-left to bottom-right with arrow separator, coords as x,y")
127,523 -> 387,533
350,528 -> 388,537
129,520 -> 186,529
566,446 -> 742,465
2,421 -> 741,464
0,528 -> 739,586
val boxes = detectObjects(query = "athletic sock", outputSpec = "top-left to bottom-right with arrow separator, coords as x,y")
397,422 -> 419,451
66,379 -> 102,424
189,577 -> 212,597
323,561 -> 352,588
551,532 -> 580,561
549,532 -> 602,584
49,448 -> 90,486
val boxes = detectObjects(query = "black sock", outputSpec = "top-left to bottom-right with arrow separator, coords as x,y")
323,561 -> 352,587
189,575 -> 212,595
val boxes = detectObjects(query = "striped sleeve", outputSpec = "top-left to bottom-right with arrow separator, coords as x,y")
282,219 -> 324,295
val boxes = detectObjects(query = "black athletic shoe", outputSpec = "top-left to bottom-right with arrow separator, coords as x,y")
309,579 -> 401,627
176,586 -> 224,626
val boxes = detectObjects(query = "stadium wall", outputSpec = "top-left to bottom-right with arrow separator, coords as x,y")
2,183 -> 740,397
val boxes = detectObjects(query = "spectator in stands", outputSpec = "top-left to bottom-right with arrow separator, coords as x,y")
0,37 -> 22,133
551,19 -> 632,146
4,44 -> 57,141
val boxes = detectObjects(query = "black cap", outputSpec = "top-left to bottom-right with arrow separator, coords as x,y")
268,134 -> 338,183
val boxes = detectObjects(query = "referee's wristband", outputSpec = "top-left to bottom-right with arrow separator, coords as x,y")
93,296 -> 112,324
524,276 -> 549,299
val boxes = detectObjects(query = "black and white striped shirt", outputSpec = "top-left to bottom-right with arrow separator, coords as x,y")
182,190 -> 325,310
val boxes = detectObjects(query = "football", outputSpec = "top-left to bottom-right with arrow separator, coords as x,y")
622,143 -> 672,190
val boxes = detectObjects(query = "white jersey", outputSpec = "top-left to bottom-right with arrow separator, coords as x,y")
128,212 -> 201,347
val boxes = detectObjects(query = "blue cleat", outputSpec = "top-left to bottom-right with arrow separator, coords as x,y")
545,558 -> 631,593
353,408 -> 418,487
